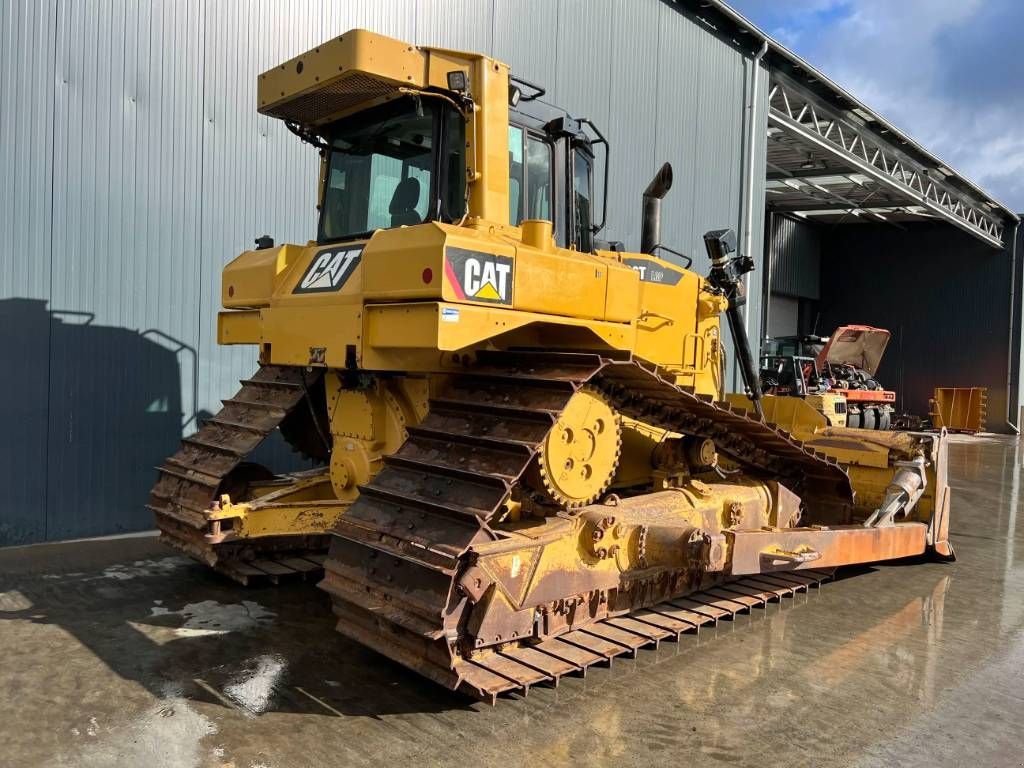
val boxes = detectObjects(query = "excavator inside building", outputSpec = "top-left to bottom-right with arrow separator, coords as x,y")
149,30 -> 952,700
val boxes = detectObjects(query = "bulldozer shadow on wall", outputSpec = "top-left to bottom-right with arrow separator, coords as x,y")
0,298 -> 190,546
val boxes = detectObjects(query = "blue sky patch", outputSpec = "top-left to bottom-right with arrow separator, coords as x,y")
729,0 -> 1024,212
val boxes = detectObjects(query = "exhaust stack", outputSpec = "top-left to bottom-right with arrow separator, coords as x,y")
641,163 -> 673,255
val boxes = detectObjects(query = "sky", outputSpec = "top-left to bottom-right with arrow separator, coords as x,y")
727,0 -> 1024,213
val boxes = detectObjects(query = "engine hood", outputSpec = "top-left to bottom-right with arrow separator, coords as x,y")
816,325 -> 890,376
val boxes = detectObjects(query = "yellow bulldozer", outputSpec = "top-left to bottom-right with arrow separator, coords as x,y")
150,30 -> 953,701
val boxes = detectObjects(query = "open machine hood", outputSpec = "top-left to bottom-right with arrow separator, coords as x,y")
816,325 -> 891,376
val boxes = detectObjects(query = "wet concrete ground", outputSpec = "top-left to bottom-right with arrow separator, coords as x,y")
2,434 -> 1023,767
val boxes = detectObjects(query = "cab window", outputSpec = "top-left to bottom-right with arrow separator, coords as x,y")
508,126 -> 553,225
572,149 -> 594,252
318,97 -> 466,243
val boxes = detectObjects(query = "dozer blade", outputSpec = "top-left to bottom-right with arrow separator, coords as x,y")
728,392 -> 955,560
149,365 -> 332,583
320,351 -> 874,701
796,425 -> 954,560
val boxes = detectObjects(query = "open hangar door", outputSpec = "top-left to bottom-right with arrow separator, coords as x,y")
759,69 -> 1021,431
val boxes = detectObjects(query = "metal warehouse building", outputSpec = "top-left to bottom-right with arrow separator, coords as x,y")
1,0 -> 1020,545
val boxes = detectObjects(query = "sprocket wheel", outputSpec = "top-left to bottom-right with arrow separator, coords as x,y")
535,385 -> 622,507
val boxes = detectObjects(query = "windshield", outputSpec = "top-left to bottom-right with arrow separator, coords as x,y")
764,337 -> 824,358
319,97 -> 466,243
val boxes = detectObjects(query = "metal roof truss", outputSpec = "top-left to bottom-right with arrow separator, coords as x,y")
766,72 -> 1005,247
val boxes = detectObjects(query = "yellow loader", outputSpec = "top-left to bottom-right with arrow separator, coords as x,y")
149,30 -> 952,700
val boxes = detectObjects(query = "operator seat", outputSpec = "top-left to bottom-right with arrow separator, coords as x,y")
323,187 -> 347,238
389,177 -> 422,226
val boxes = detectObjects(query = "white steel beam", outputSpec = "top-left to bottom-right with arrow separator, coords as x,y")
767,74 -> 1005,248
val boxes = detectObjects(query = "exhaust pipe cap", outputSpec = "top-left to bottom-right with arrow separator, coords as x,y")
643,162 -> 673,200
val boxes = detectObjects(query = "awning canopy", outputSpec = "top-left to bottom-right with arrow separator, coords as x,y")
766,71 -> 1007,248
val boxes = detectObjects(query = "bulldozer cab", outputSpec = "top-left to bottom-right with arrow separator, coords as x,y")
264,29 -> 602,255
318,95 -> 467,242
506,100 -> 600,252
313,73 -> 600,253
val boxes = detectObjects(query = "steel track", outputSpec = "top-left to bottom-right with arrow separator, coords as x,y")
321,351 -> 853,700
148,365 -> 330,584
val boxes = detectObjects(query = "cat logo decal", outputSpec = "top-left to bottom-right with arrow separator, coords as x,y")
445,247 -> 514,305
293,246 -> 364,294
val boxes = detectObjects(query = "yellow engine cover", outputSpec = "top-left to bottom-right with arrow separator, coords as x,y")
218,222 -> 728,400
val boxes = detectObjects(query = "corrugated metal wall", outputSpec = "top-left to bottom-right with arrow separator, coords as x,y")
769,214 -> 821,299
819,222 -> 1017,431
0,0 -> 767,544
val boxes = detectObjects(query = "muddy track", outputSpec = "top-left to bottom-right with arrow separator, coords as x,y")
148,365 -> 329,583
321,350 -> 853,699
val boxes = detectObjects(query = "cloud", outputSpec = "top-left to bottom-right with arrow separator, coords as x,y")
729,0 -> 853,49
728,0 -> 1024,211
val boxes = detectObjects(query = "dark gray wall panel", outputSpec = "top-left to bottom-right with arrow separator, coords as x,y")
770,214 -> 821,300
0,1 -> 56,544
0,301 -> 50,544
1015,223 -> 1024,423
44,317 -> 185,540
819,222 -> 1015,431
768,295 -> 799,337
